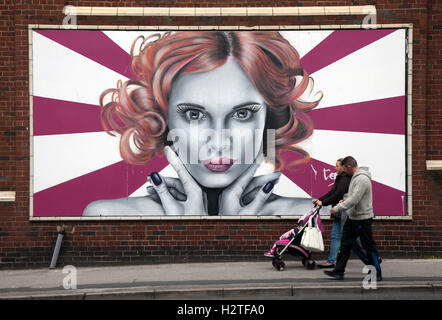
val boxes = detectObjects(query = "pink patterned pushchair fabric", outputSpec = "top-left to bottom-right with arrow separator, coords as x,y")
298,208 -> 325,233
265,206 -> 323,271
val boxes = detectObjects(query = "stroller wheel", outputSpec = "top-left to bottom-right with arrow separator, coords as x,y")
306,260 -> 316,270
272,260 -> 286,271
302,258 -> 307,266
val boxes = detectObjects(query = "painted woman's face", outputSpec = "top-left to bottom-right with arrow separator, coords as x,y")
167,58 -> 267,188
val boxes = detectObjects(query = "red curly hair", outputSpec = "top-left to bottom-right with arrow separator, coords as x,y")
100,31 -> 322,170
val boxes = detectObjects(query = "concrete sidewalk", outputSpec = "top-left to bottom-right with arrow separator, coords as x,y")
0,259 -> 441,299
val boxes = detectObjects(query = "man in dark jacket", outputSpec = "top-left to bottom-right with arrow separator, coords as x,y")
313,158 -> 351,268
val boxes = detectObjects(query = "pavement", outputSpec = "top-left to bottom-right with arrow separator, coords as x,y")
0,258 -> 441,300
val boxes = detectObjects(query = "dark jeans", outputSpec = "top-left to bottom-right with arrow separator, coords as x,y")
335,218 -> 382,275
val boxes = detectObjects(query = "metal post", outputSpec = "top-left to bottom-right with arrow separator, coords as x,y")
49,232 -> 64,269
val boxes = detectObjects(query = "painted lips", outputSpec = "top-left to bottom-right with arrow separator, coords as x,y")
203,158 -> 234,172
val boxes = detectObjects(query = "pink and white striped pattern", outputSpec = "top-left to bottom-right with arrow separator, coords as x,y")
32,29 -> 407,217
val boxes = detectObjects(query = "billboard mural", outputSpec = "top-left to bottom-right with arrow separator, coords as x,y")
31,28 -> 408,218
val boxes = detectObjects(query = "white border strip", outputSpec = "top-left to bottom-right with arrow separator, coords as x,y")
29,26 -> 34,219
62,6 -> 377,17
426,160 -> 442,170
406,27 -> 413,221
29,215 -> 412,221
28,24 -> 413,221
29,24 -> 414,30
0,191 -> 15,202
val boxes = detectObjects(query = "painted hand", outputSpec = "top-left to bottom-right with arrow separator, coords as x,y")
146,176 -> 187,202
219,162 -> 281,215
147,146 -> 207,215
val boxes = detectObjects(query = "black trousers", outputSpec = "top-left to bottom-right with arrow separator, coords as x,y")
335,218 -> 382,275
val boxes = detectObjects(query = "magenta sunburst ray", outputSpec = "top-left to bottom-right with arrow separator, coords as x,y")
33,96 -> 104,136
300,29 -> 397,75
33,156 -> 168,217
35,30 -> 135,79
308,96 -> 406,135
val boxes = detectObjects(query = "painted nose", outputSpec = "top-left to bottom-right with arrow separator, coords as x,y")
207,128 -> 231,157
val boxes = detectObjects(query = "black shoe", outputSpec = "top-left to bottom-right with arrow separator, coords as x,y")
368,268 -> 383,281
318,263 -> 335,269
324,270 -> 344,280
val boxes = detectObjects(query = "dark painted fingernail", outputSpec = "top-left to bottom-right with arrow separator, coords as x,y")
263,181 -> 274,194
150,172 -> 162,186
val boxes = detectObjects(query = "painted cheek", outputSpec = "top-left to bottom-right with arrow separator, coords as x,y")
230,116 -> 265,159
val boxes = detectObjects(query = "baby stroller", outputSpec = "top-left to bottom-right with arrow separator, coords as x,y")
267,206 -> 324,271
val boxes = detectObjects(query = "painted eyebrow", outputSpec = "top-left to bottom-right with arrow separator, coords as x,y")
176,103 -> 205,111
176,102 -> 262,111
232,102 -> 263,110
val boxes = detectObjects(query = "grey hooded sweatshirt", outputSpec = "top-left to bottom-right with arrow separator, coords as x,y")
333,167 -> 374,220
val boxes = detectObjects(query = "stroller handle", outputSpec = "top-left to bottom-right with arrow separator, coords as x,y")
298,205 -> 322,227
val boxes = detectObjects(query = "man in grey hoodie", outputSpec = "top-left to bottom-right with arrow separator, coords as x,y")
324,156 -> 382,281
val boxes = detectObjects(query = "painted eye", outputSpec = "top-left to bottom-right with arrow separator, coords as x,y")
232,109 -> 252,120
185,109 -> 205,121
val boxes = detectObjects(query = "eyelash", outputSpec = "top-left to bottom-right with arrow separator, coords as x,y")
176,104 -> 261,122
231,104 -> 261,121
176,105 -> 207,121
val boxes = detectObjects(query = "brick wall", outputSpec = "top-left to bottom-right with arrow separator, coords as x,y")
0,0 -> 441,269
